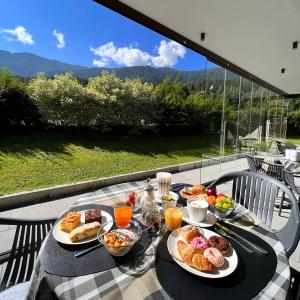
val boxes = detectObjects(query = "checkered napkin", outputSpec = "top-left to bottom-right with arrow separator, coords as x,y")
26,183 -> 290,300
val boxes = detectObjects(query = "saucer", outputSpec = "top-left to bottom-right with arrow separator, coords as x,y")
182,207 -> 217,227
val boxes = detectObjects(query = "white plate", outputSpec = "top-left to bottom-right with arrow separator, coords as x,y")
167,226 -> 238,278
182,207 -> 217,227
155,191 -> 179,203
52,210 -> 113,245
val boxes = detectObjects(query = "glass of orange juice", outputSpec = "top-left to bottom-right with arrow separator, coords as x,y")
114,202 -> 133,227
164,204 -> 183,231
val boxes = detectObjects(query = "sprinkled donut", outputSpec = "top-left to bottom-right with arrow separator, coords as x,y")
207,235 -> 230,254
190,236 -> 209,253
204,247 -> 224,267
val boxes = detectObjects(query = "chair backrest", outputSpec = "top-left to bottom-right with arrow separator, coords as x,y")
246,154 -> 256,172
275,141 -> 285,154
208,171 -> 300,257
0,217 -> 56,291
283,169 -> 297,191
265,162 -> 284,181
245,155 -> 263,173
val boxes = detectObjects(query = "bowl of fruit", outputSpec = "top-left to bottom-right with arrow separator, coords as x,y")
210,193 -> 237,218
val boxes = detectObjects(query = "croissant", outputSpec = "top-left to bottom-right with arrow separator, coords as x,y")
177,240 -> 212,272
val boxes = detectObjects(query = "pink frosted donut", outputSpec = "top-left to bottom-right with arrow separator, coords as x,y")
204,247 -> 224,267
190,237 -> 209,253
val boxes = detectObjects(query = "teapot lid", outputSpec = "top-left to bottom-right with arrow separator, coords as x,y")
144,178 -> 154,191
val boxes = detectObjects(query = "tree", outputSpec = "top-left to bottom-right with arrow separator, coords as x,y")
0,69 -> 41,129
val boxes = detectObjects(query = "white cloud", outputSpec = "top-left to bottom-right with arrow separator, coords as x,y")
93,59 -> 108,68
90,40 -> 186,68
1,26 -> 34,45
151,40 -> 186,67
52,29 -> 65,49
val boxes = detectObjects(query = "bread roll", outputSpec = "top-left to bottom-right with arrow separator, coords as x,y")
69,221 -> 101,242
192,185 -> 206,195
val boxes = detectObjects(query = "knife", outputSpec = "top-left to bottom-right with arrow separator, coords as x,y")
216,222 -> 269,255
74,243 -> 103,258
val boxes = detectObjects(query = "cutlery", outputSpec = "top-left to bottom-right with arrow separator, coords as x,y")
215,226 -> 254,254
216,222 -> 268,255
75,243 -> 103,258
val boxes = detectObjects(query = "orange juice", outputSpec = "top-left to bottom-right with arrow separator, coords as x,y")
165,206 -> 183,230
114,205 -> 133,227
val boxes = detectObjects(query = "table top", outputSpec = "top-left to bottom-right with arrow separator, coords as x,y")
26,181 -> 290,300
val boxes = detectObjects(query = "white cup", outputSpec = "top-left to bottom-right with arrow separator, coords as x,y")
156,172 -> 172,196
187,199 -> 208,222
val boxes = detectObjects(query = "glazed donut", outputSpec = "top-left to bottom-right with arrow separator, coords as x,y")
204,247 -> 224,267
207,236 -> 230,254
190,236 -> 209,253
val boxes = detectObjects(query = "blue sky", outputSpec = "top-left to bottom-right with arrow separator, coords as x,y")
0,0 -> 215,70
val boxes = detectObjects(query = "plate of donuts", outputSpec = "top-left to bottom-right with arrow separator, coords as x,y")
167,225 -> 238,278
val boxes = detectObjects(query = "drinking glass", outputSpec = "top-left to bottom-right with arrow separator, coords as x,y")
156,172 -> 172,196
164,204 -> 183,231
114,202 -> 133,227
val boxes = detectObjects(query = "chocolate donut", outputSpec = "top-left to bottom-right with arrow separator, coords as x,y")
207,235 -> 230,254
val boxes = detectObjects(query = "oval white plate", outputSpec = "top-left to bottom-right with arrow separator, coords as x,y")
182,207 -> 217,227
155,191 -> 179,203
167,225 -> 238,278
52,210 -> 113,245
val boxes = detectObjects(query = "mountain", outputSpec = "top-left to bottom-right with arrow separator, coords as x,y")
0,50 -> 238,83
0,50 -> 86,77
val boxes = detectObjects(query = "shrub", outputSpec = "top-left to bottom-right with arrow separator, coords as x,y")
28,73 -> 99,127
0,69 -> 41,129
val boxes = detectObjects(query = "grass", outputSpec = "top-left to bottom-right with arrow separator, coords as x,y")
286,136 -> 300,145
0,130 -> 232,195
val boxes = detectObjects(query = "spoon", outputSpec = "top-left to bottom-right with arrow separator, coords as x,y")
215,226 -> 254,254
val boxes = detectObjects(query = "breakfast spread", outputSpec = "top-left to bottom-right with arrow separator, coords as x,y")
85,209 -> 102,223
60,212 -> 81,233
69,221 -> 101,242
176,225 -> 229,272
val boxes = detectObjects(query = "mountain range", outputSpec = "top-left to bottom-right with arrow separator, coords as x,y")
0,50 -> 238,83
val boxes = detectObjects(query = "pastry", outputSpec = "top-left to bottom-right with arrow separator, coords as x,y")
177,240 -> 212,272
192,185 -> 206,195
204,247 -> 224,267
60,212 -> 81,233
190,236 -> 209,253
85,209 -> 101,223
179,225 -> 202,244
182,187 -> 193,195
69,221 -> 101,242
207,236 -> 230,254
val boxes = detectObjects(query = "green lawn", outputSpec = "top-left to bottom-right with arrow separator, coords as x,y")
286,137 -> 300,144
0,131 -> 232,195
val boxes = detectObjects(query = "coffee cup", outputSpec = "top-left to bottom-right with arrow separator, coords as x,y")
187,199 -> 208,222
